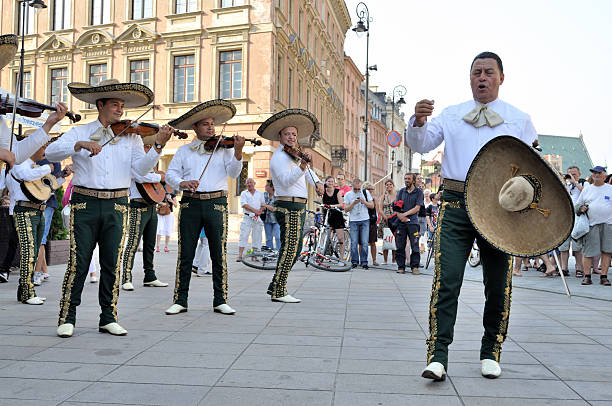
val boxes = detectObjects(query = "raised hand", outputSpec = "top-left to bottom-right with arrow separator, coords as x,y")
414,99 -> 435,127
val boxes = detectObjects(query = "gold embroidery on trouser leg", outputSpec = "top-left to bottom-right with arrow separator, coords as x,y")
426,201 -> 449,364
15,210 -> 36,301
122,206 -> 143,283
492,256 -> 513,361
58,202 -> 86,326
173,204 -> 185,303
272,206 -> 304,298
214,203 -> 229,302
110,203 -> 129,321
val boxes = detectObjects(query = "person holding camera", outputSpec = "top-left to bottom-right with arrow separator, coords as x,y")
344,178 -> 374,269
559,166 -> 586,276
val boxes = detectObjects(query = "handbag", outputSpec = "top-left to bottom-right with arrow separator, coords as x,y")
61,204 -> 71,229
382,227 -> 396,251
571,213 -> 589,240
157,203 -> 171,216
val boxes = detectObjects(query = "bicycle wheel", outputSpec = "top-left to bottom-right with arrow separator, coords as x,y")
242,250 -> 278,270
308,229 -> 351,272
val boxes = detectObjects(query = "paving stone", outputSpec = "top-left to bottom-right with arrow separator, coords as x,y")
565,381 -> 612,401
0,377 -> 91,401
127,351 -> 237,368
232,355 -> 338,373
461,397 -> 588,405
333,392 -> 463,406
67,382 -> 210,405
0,360 -> 118,381
218,369 -> 335,390
201,387 -> 333,406
334,373 -> 456,395
100,365 -> 225,386
451,377 -> 581,399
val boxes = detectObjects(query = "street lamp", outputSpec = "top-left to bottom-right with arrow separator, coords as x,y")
389,85 -> 406,181
352,2 -> 371,181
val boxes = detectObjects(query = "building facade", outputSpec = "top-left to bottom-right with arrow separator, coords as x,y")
342,54 -> 362,182
362,85 -> 387,195
383,96 -> 409,184
0,0 -> 351,212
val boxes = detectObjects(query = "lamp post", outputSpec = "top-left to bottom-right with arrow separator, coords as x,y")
352,2 -> 371,181
390,85 -> 406,182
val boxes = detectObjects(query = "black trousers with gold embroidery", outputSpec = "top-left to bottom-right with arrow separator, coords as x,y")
173,196 -> 228,308
58,193 -> 129,327
14,205 -> 44,302
267,200 -> 306,298
427,189 -> 513,370
122,201 -> 158,284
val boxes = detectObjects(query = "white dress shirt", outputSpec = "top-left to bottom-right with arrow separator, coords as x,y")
343,189 -> 372,222
45,120 -> 160,190
270,145 -> 320,198
6,158 -> 51,215
240,189 -> 265,216
407,99 -> 538,182
165,139 -> 242,192
129,171 -> 162,199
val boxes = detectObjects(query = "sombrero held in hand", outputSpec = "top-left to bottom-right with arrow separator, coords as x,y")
68,79 -> 154,108
465,136 -> 574,257
0,34 -> 18,71
257,109 -> 320,146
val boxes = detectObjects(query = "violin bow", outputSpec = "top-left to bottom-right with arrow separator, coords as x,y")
295,139 -> 320,189
91,104 -> 155,156
198,123 -> 227,181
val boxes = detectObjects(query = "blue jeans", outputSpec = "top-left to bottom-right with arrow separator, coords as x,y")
349,219 -> 369,265
264,222 -> 281,250
41,206 -> 55,244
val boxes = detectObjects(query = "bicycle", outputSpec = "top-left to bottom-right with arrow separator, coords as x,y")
241,245 -> 278,270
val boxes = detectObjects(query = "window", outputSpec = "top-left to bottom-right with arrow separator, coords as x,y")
175,0 -> 197,13
131,0 -> 153,19
298,9 -> 302,37
287,68 -> 293,107
91,0 -> 111,25
288,0 -> 293,24
88,63 -> 107,107
17,3 -> 36,35
306,88 -> 310,110
297,79 -> 302,107
219,50 -> 242,99
14,71 -> 32,99
50,67 -> 68,104
173,55 -> 195,102
306,24 -> 311,50
53,0 -> 71,30
221,0 -> 244,7
276,56 -> 282,101
130,59 -> 149,87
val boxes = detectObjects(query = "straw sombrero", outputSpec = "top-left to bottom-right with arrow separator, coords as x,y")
464,135 -> 574,257
257,109 -> 320,145
68,79 -> 153,108
0,34 -> 17,70
168,99 -> 236,130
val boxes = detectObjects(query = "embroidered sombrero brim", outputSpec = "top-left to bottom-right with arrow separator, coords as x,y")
257,109 -> 320,143
168,99 -> 236,130
0,34 -> 17,70
464,135 -> 574,257
68,80 -> 154,108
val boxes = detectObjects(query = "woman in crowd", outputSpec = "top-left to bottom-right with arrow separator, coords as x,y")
262,180 -> 280,250
322,176 -> 346,255
379,179 -> 396,265
156,191 -> 178,252
362,181 -> 379,266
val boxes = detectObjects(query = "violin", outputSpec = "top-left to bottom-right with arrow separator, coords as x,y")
110,120 -> 188,140
283,144 -> 311,163
0,93 -> 81,123
203,136 -> 262,151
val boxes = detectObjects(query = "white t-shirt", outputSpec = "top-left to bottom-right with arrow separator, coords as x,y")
575,183 -> 612,226
343,189 -> 372,222
240,189 -> 265,216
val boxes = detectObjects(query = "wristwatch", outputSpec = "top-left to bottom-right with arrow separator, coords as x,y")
154,142 -> 164,150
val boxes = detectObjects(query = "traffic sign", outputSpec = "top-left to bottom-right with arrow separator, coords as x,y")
386,130 -> 402,148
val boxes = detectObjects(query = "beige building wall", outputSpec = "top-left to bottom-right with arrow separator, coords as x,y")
342,54 -> 362,183
0,0 -> 351,212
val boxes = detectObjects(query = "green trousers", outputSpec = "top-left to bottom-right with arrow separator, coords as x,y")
173,196 -> 228,308
267,200 -> 306,298
122,201 -> 158,284
58,193 -> 128,327
427,189 -> 513,370
14,206 -> 44,302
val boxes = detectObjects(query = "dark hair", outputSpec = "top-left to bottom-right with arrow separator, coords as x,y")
95,98 -> 112,110
266,179 -> 274,188
471,51 -> 503,74
567,165 -> 580,172
605,174 -> 612,184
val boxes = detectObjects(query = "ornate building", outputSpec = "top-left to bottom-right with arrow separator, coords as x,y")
0,0 -> 351,212
342,54 -> 362,182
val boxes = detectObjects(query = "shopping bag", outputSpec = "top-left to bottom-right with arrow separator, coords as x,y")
61,204 -> 71,229
382,227 -> 396,251
571,213 -> 589,240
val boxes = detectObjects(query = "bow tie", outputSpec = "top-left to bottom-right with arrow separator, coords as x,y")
89,126 -> 118,145
462,103 -> 504,128
189,139 -> 211,155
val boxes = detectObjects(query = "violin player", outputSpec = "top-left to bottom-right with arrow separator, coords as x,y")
120,141 -> 169,292
257,109 -> 324,303
164,100 -> 244,316
45,79 -> 172,338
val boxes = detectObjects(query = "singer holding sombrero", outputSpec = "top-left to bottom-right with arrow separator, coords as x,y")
408,52 -> 541,381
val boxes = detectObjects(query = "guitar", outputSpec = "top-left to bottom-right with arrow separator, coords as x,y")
135,171 -> 167,204
14,169 -> 66,204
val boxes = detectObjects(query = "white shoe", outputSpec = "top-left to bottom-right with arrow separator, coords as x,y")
143,279 -> 168,287
165,304 -> 187,315
421,362 -> 447,381
271,295 -> 301,303
33,272 -> 42,286
24,297 -> 44,305
481,359 -> 501,379
99,322 -> 128,336
196,269 -> 211,277
42,273 -> 50,281
213,303 -> 236,315
90,275 -> 98,283
122,282 -> 135,291
57,323 -> 74,338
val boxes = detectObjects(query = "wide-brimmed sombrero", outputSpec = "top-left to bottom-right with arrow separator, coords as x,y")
257,109 -> 320,145
464,135 -> 574,257
68,79 -> 153,108
0,34 -> 17,70
168,99 -> 236,130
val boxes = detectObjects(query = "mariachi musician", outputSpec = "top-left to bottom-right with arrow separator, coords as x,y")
45,79 -> 172,338
257,109 -> 324,303
120,139 -> 169,291
164,99 -> 244,316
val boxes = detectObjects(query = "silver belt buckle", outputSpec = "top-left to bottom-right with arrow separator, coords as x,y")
99,191 -> 112,199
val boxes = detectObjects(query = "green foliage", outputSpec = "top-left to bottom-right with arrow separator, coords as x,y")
49,186 -> 69,241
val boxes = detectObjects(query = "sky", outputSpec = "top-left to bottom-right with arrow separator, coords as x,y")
343,0 -> 612,168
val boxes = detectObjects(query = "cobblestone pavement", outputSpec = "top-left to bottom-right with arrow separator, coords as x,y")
1,242 -> 611,405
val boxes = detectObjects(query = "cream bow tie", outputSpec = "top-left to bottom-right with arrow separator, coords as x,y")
462,104 -> 504,128
189,139 -> 211,155
89,126 -> 118,145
